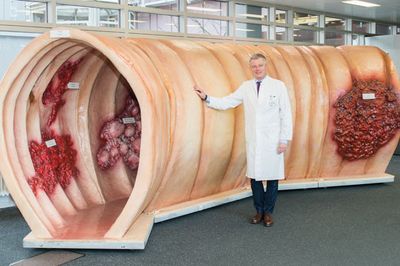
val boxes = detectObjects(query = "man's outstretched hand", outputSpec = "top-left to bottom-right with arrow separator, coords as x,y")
194,85 -> 207,101
277,143 -> 287,154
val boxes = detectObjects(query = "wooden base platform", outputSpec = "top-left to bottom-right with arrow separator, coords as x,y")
24,214 -> 154,250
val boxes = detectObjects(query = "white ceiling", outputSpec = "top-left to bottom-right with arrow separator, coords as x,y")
259,0 -> 400,24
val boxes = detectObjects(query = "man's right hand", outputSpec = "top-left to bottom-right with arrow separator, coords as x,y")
194,85 -> 207,101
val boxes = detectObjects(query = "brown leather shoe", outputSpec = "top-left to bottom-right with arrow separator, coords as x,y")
263,213 -> 274,227
250,213 -> 263,224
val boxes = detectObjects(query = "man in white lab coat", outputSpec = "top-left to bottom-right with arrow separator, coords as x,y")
194,53 -> 293,227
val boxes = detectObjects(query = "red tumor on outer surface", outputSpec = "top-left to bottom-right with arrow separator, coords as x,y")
334,79 -> 400,160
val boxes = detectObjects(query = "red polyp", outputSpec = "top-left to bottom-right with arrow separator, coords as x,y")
96,139 -> 121,170
124,151 -> 140,170
28,131 -> 79,196
100,119 -> 125,140
132,138 -> 141,154
334,79 -> 400,160
96,94 -> 142,171
124,124 -> 135,138
42,59 -> 82,127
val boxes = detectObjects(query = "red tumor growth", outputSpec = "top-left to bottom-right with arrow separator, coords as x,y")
334,79 -> 400,160
28,131 -> 79,196
28,59 -> 81,196
96,95 -> 142,171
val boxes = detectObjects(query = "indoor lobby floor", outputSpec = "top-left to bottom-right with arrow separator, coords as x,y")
1,156 -> 400,266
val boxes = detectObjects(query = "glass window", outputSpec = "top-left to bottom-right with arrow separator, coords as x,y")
376,24 -> 392,35
275,9 -> 287,24
294,12 -> 319,27
325,32 -> 345,46
235,23 -> 268,39
275,26 -> 288,41
352,20 -> 370,34
56,5 -> 119,28
129,12 -> 149,30
235,4 -> 268,22
128,0 -> 178,10
187,17 -> 228,36
187,0 -> 228,16
352,34 -> 364,45
129,12 -> 179,32
293,28 -> 318,43
0,0 -> 47,23
397,27 -> 400,35
99,8 -> 119,27
325,17 -> 345,31
56,5 -> 89,26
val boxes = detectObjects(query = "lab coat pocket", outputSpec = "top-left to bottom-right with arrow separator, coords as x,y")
267,95 -> 278,108
261,94 -> 279,111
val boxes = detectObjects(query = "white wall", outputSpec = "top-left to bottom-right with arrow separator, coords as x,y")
365,35 -> 400,75
0,32 -> 38,79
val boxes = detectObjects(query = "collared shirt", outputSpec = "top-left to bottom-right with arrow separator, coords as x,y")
255,77 -> 265,84
255,77 -> 266,88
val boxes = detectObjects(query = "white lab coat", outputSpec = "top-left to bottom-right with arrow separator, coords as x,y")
207,76 -> 293,181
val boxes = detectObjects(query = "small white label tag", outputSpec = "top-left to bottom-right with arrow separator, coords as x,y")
362,93 -> 376,100
122,117 -> 136,124
67,82 -> 80,90
50,30 -> 71,38
45,139 -> 57,148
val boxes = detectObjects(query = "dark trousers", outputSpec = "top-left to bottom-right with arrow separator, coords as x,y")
250,179 -> 279,214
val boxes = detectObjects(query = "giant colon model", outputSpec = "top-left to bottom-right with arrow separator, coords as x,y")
0,28 -> 399,248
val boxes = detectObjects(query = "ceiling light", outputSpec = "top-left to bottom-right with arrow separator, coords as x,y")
187,6 -> 222,12
236,28 -> 255,32
237,14 -> 265,19
128,19 -> 146,23
342,0 -> 380,7
143,0 -> 176,7
187,24 -> 201,27
100,21 -> 118,25
326,17 -> 343,22
57,21 -> 89,25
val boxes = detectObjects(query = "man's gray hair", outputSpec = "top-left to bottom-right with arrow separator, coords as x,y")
249,53 -> 267,63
